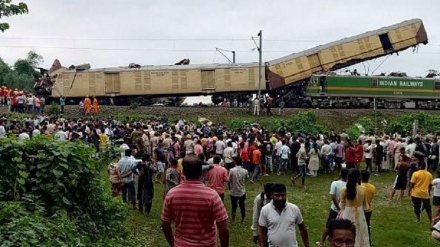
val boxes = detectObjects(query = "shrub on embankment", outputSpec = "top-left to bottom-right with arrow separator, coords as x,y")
0,136 -> 136,246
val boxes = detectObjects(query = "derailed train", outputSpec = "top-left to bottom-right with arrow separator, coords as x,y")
35,18 -> 428,106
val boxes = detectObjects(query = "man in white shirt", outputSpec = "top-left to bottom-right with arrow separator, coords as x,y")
215,139 -> 225,158
405,139 -> 416,157
432,172 -> 440,216
54,127 -> 67,141
254,97 -> 260,116
223,141 -> 234,171
258,183 -> 309,247
18,129 -> 30,140
317,169 -> 348,247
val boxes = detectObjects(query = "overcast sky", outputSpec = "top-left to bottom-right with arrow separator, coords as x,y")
1,0 -> 439,78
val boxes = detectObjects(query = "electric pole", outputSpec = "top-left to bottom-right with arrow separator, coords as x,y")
258,30 -> 262,98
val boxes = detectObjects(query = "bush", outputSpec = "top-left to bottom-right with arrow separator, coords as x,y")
0,136 -> 138,246
284,110 -> 328,135
129,102 -> 139,109
47,102 -> 60,116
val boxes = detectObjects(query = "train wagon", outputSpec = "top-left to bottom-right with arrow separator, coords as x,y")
49,63 -> 263,105
267,18 -> 428,89
306,75 -> 440,109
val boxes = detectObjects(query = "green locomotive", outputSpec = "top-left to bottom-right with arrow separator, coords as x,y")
306,75 -> 440,109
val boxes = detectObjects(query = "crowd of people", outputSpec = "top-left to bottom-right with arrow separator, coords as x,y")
2,112 -> 440,246
0,86 -> 46,114
0,87 -> 101,116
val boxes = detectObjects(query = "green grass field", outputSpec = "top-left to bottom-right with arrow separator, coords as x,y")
120,165 -> 438,247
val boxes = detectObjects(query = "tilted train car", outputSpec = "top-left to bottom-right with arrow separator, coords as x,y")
43,18 -> 428,105
50,63 -> 263,105
267,18 -> 428,89
306,75 -> 440,109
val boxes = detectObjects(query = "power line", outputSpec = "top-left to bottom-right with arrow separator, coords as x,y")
0,36 -> 327,43
0,45 -> 438,54
0,45 -> 291,52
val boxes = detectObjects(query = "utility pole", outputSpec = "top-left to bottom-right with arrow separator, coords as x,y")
258,30 -> 262,98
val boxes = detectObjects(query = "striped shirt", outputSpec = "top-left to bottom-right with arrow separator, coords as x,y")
161,180 -> 228,247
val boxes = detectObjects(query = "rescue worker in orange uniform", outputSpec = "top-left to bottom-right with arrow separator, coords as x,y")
93,96 -> 99,115
84,96 -> 91,115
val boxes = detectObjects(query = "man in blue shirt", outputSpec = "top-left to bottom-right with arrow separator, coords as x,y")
59,96 -> 65,114
119,148 -> 138,209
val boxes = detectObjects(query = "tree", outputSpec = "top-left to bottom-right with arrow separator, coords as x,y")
14,51 -> 43,76
0,0 -> 28,32
0,51 -> 43,91
0,57 -> 11,84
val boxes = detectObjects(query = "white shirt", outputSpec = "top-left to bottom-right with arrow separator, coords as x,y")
281,145 -> 291,159
275,141 -> 282,156
215,140 -> 225,154
207,157 -> 224,166
433,178 -> 440,197
259,201 -> 304,247
364,144 -> 373,159
120,143 -> 130,159
223,147 -> 234,163
54,130 -> 67,141
406,143 -> 416,156
18,132 -> 30,140
330,180 -> 347,212
32,129 -> 41,138
0,125 -> 6,138
231,142 -> 238,157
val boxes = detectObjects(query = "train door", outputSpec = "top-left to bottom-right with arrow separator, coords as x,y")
201,70 -> 215,92
105,73 -> 120,94
379,33 -> 394,53
319,76 -> 326,94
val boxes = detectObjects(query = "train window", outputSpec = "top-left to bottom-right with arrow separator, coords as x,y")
372,78 -> 378,88
379,33 -> 393,52
435,81 -> 440,90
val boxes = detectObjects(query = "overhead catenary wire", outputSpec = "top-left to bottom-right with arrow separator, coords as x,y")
0,45 -> 439,55
0,36 -> 328,43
